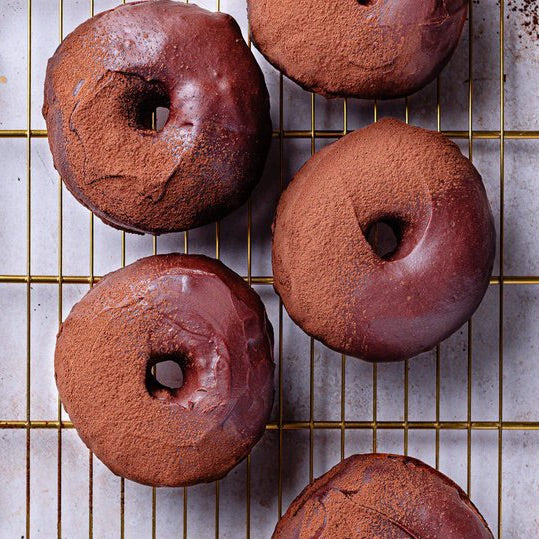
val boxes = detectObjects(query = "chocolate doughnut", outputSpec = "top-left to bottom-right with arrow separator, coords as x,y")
55,254 -> 274,487
273,454 -> 493,538
272,119 -> 495,362
247,0 -> 468,99
43,0 -> 271,234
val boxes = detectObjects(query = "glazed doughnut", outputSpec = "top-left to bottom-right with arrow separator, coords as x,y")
272,119 -> 495,362
55,254 -> 274,487
247,0 -> 468,99
43,0 -> 271,234
273,454 -> 493,538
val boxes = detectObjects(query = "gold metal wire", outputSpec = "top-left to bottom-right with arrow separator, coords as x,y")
2,419 -> 539,431
498,2 -> 506,536
403,96 -> 410,459
466,0 -> 474,497
25,2 -> 32,538
56,4 -> 64,539
0,274 -> 536,285
1,128 -> 538,140
87,0 -> 95,534
276,71 -> 285,522
0,1 -> 526,537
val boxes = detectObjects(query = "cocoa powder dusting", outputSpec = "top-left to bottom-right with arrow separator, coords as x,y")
54,254 -> 274,487
272,119 -> 495,362
43,0 -> 271,234
273,454 -> 493,538
248,0 -> 468,99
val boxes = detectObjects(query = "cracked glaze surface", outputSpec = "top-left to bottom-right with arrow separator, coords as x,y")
272,119 -> 496,362
248,0 -> 468,98
54,254 -> 275,487
273,454 -> 493,538
43,0 -> 271,234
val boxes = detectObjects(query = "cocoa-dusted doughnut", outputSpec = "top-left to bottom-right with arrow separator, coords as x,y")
247,0 -> 468,99
272,119 -> 495,362
273,454 -> 493,538
43,0 -> 271,234
55,254 -> 274,487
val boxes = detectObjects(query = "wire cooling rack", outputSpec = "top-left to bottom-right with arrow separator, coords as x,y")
1,0 -> 539,537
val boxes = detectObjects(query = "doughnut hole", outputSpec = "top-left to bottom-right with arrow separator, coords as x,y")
365,217 -> 404,261
357,0 -> 378,6
146,353 -> 186,400
154,106 -> 170,131
131,82 -> 170,132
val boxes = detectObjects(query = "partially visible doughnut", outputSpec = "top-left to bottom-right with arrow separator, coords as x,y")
248,0 -> 468,99
273,454 -> 493,538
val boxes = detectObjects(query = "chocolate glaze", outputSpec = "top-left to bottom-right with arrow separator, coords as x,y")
273,454 -> 493,538
272,119 -> 496,362
248,0 -> 468,99
43,1 -> 271,234
55,254 -> 275,487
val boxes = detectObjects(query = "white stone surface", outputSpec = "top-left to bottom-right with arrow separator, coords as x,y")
1,0 -> 538,538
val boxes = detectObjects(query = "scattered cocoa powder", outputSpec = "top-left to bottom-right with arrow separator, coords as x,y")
474,0 -> 539,44
508,0 -> 539,40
